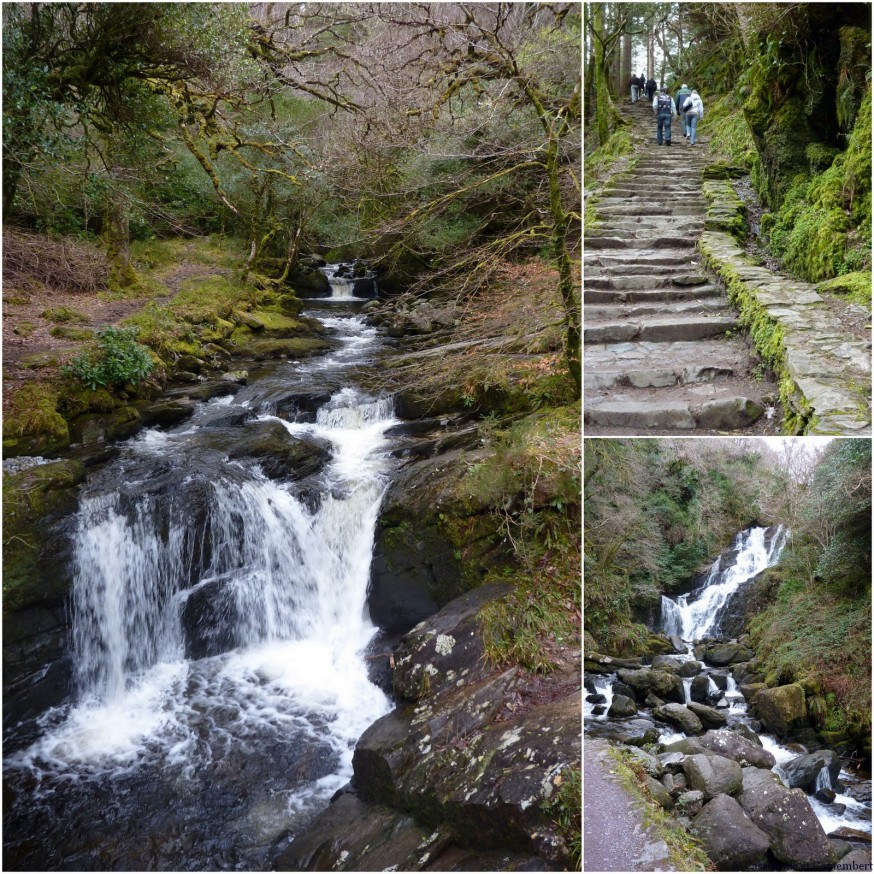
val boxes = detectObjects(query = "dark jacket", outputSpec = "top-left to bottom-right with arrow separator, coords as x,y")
645,78 -> 657,96
631,75 -> 640,88
674,87 -> 691,113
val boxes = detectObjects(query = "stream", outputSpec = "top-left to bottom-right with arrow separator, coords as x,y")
584,525 -> 872,857
4,278 -> 401,870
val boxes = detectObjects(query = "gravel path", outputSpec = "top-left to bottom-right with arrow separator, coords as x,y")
584,738 -> 675,872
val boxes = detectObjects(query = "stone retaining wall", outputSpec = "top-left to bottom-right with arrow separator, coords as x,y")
697,180 -> 871,435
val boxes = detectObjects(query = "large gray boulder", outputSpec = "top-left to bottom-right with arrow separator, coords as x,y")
654,703 -> 704,735
697,730 -> 776,770
691,794 -> 771,870
617,667 -> 685,704
690,673 -> 713,703
683,754 -> 743,800
781,750 -> 842,792
738,779 -> 835,869
704,642 -> 755,666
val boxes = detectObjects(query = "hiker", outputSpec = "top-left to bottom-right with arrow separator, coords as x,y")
630,73 -> 640,103
674,83 -> 692,137
645,76 -> 657,101
653,87 -> 676,145
682,89 -> 705,145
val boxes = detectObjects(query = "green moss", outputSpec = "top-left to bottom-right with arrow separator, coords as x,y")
541,767 -> 581,870
3,382 -> 69,456
816,270 -> 872,309
236,337 -> 332,359
12,321 -> 36,337
584,123 -> 634,181
49,326 -> 94,341
41,306 -> 89,324
805,142 -> 840,172
3,460 -> 85,609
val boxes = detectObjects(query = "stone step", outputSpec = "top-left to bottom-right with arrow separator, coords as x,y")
604,183 -> 702,194
584,315 -> 736,344
585,338 -> 747,381
585,299 -> 728,321
584,393 -> 767,432
592,220 -> 705,236
584,235 -> 700,250
583,285 -> 723,304
584,264 -> 703,278
594,204 -> 706,217
584,362 -> 735,391
584,274 -> 710,290
591,252 -> 700,267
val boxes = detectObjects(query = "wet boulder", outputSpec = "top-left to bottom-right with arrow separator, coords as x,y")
781,750 -> 842,792
686,703 -> 728,730
584,653 -> 643,674
274,793 -> 554,871
730,723 -> 764,747
697,729 -> 775,769
690,673 -> 713,703
654,703 -> 704,735
585,718 -> 659,746
616,668 -> 685,704
691,794 -> 771,870
683,754 -> 743,800
226,420 -> 331,481
607,694 -> 637,718
753,684 -> 807,736
739,682 -> 767,702
651,655 -> 702,678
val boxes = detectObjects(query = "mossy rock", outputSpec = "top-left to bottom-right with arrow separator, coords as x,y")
3,383 -> 70,458
3,460 -> 85,611
68,406 -> 142,446
41,306 -> 89,324
231,337 -> 332,360
805,142 -> 840,173
198,317 -> 236,343
49,326 -> 94,341
57,384 -> 121,418
702,162 -> 748,180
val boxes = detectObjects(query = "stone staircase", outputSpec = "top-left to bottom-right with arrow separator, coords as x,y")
584,100 -> 775,434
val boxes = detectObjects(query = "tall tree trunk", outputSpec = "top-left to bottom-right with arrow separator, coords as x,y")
104,184 -> 136,289
593,3 -> 611,145
621,32 -> 632,100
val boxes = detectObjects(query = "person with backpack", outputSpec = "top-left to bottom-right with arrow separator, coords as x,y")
653,87 -> 676,145
630,74 -> 640,103
645,76 -> 657,101
682,89 -> 705,145
674,83 -> 692,137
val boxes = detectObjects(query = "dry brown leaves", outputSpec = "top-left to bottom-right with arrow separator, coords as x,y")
3,229 -> 109,295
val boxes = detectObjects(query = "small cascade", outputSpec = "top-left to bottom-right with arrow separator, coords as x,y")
320,263 -> 377,301
815,765 -> 833,793
584,677 -> 615,720
725,675 -> 746,713
683,678 -> 693,704
660,525 -> 788,641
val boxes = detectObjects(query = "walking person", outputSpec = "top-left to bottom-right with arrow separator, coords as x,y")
653,87 -> 676,145
630,73 -> 640,103
674,83 -> 692,137
645,75 -> 657,102
682,89 -> 705,145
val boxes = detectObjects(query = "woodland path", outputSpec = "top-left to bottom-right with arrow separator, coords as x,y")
584,738 -> 675,872
583,98 -> 776,435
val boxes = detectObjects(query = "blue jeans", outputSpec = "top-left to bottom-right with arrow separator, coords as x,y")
657,113 -> 672,144
686,112 -> 699,144
631,84 -> 639,102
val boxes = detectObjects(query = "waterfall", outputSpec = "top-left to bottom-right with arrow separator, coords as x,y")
321,263 -> 375,300
19,387 -> 396,787
659,525 -> 787,641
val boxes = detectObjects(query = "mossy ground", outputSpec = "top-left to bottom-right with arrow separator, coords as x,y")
3,234 -> 315,454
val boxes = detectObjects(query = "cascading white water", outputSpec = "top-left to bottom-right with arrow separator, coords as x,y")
15,387 -> 397,802
321,264 -> 369,301
660,525 -> 788,641
815,765 -> 833,793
